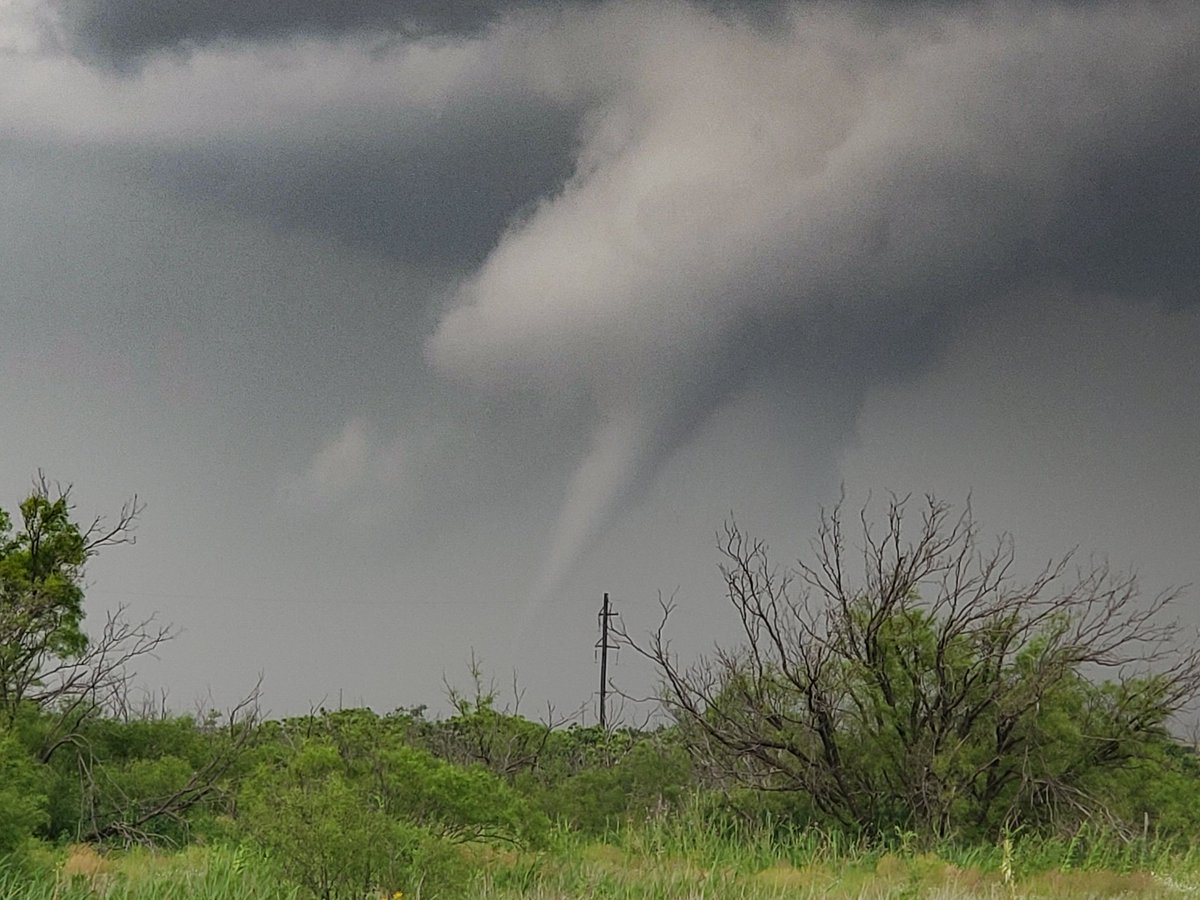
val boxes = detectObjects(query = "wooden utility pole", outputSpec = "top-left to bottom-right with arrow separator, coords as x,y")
596,592 -> 618,729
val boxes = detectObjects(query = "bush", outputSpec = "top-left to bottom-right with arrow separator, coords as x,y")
0,729 -> 47,859
370,743 -> 546,845
239,741 -> 444,898
533,737 -> 691,833
238,734 -> 543,898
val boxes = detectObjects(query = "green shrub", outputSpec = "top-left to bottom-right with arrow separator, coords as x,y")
533,738 -> 691,833
370,743 -> 547,845
238,740 -> 470,899
0,729 -> 47,859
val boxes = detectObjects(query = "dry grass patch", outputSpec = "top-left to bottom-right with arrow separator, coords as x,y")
753,861 -> 837,893
580,843 -> 630,869
1021,868 -> 1164,898
60,844 -> 112,884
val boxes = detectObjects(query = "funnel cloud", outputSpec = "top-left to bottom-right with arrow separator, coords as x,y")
428,0 -> 1200,597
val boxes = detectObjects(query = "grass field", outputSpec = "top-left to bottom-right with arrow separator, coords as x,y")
7,818 -> 1200,899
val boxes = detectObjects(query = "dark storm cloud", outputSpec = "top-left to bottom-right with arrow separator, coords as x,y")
5,18 -> 588,270
57,0 -> 791,68
1047,129 -> 1200,302
45,1 -> 788,266
134,99 -> 580,271
59,0 -> 526,66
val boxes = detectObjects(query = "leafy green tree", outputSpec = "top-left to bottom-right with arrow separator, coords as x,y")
1094,737 -> 1200,837
0,476 -> 133,727
624,495 -> 1200,841
0,476 -> 165,744
370,743 -> 542,844
0,483 -> 89,712
75,692 -> 261,845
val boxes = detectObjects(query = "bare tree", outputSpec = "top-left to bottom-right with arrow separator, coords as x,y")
619,494 -> 1200,840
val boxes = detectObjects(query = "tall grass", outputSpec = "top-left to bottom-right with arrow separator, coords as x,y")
6,815 -> 1200,899
469,805 -> 1200,899
0,845 -> 298,900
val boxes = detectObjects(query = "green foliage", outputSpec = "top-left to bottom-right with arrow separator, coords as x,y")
4,476 -> 1200,899
1077,737 -> 1200,838
419,672 -> 558,780
239,739 -> 469,899
0,728 -> 47,858
695,610 -> 1192,841
370,743 -> 543,844
532,735 -> 692,833
26,711 -> 254,845
240,741 -> 414,898
237,709 -> 551,896
0,486 -> 90,715
0,844 -> 301,899
263,707 -> 547,844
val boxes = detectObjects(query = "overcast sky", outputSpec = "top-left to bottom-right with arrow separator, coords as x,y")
2,0 -> 1198,720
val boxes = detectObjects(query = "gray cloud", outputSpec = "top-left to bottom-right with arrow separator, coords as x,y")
842,289 -> 1200,601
